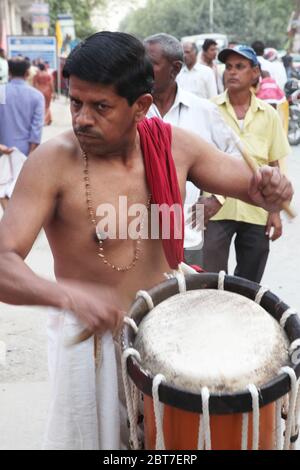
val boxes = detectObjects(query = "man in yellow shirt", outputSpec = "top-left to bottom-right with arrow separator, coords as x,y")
203,45 -> 290,283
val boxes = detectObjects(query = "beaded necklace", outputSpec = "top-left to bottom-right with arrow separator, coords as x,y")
83,152 -> 151,272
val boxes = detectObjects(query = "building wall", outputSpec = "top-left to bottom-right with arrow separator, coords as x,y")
0,0 -> 32,49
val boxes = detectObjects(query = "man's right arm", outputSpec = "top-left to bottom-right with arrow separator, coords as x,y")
0,143 -> 68,308
0,140 -> 123,334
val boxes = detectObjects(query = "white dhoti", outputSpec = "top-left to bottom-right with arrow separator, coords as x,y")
0,148 -> 26,198
43,309 -> 123,450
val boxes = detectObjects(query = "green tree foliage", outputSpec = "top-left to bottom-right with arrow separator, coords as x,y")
120,0 -> 295,48
48,0 -> 106,39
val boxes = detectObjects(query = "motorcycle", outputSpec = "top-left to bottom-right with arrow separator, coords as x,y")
284,78 -> 300,146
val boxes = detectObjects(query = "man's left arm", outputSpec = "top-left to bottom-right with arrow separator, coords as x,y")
265,111 -> 291,240
173,127 -> 293,213
28,94 -> 45,153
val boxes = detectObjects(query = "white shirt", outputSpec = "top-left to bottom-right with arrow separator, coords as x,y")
147,86 -> 240,248
257,56 -> 276,79
176,63 -> 218,99
271,60 -> 288,90
0,57 -> 8,84
258,56 -> 287,90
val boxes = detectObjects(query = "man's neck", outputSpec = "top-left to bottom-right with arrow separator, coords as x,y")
202,54 -> 213,67
228,89 -> 252,106
228,89 -> 252,119
152,82 -> 177,118
186,60 -> 196,71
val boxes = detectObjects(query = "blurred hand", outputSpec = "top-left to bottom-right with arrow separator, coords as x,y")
248,166 -> 293,213
187,195 -> 222,229
58,279 -> 124,337
0,144 -> 13,155
266,212 -> 282,241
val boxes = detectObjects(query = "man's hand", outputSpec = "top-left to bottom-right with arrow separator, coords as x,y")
266,212 -> 282,241
187,195 -> 222,230
248,166 -> 293,213
0,144 -> 13,155
59,279 -> 124,337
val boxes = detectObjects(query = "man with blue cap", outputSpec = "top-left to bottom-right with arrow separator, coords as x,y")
203,45 -> 290,283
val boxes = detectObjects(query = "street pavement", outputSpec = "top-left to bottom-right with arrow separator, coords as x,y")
0,97 -> 300,449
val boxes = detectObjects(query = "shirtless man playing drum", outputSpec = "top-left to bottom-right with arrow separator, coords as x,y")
0,32 -> 293,449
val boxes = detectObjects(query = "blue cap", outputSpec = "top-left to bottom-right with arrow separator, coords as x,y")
218,45 -> 259,66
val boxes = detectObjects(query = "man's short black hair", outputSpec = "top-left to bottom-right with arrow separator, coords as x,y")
63,31 -> 154,106
251,41 -> 265,57
8,57 -> 30,77
202,39 -> 217,52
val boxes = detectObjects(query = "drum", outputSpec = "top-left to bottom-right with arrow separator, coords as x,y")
121,272 -> 300,450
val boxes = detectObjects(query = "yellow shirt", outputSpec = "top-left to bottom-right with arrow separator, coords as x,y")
208,91 -> 290,225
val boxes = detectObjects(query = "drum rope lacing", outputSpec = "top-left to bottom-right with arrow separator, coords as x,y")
121,271 -> 300,450
198,387 -> 211,450
152,375 -> 167,450
280,367 -> 298,449
121,348 -> 141,449
276,398 -> 283,450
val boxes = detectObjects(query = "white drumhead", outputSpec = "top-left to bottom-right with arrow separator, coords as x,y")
134,289 -> 289,393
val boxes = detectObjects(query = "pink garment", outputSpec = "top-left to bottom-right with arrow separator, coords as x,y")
256,77 -> 286,104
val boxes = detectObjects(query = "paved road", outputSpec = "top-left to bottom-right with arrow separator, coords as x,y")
0,97 -> 299,449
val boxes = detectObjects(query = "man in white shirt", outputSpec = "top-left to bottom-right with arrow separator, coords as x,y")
264,48 -> 288,91
0,49 -> 8,84
144,33 -> 240,266
177,41 -> 218,99
200,38 -> 224,94
251,41 -> 279,84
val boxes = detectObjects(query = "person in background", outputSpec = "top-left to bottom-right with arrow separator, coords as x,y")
25,57 -> 39,87
0,49 -> 8,84
251,41 -> 277,82
264,48 -> 288,90
200,38 -> 224,93
0,57 -> 44,156
33,62 -> 55,125
144,33 -> 239,267
177,41 -> 218,99
203,45 -> 290,283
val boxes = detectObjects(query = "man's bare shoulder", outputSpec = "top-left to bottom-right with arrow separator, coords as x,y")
31,130 -> 79,166
171,125 -> 212,165
21,130 -> 80,191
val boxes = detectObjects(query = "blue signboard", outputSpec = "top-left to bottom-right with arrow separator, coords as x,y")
7,36 -> 57,70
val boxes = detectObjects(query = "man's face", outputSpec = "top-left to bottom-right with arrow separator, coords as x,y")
183,43 -> 197,68
224,53 -> 260,92
206,44 -> 218,61
69,76 -> 140,157
145,42 -> 175,94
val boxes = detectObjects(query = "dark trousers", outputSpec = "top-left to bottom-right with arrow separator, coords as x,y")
203,220 -> 270,284
184,247 -> 203,267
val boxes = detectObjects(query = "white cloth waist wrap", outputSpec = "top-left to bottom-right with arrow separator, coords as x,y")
43,309 -> 120,450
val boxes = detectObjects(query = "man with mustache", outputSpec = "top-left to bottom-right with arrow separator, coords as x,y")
0,33 -> 293,449
203,45 -> 290,283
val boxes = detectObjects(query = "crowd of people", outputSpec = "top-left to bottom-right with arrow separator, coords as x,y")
0,31 -> 295,450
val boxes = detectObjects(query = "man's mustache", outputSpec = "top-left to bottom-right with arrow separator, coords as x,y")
74,127 -> 102,138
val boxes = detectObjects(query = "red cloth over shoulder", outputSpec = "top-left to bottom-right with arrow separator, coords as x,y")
137,117 -> 184,269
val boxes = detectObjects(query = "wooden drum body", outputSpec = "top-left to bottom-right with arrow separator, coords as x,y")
121,273 -> 300,450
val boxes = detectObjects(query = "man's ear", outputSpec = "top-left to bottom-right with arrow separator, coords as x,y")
133,93 -> 153,122
252,65 -> 261,82
171,60 -> 183,79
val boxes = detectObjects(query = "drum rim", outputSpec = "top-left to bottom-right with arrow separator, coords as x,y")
122,273 -> 300,415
